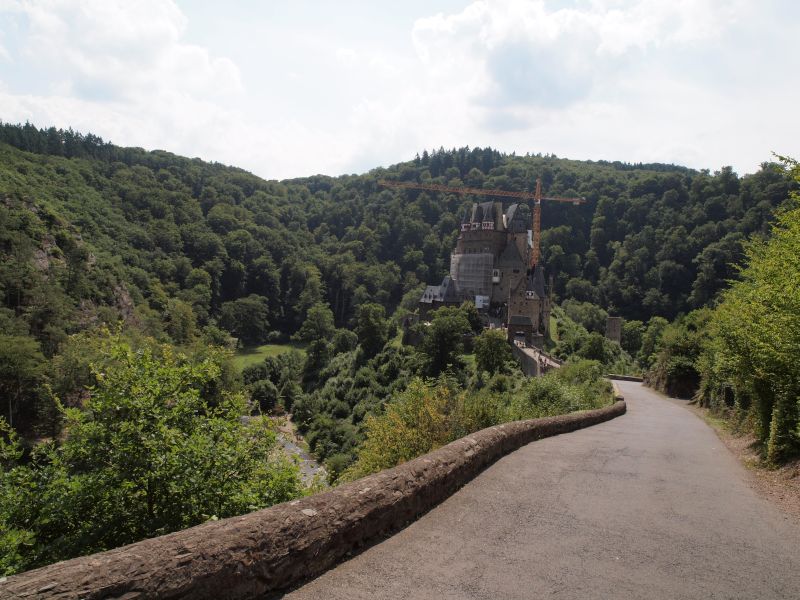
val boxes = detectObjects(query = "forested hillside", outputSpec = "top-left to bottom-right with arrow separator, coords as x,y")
0,122 -> 796,434
641,157 -> 800,464
1,122 -> 798,573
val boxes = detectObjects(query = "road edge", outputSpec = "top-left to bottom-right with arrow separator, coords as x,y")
4,401 -> 626,600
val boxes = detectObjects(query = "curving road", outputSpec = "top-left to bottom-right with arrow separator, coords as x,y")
283,382 -> 800,599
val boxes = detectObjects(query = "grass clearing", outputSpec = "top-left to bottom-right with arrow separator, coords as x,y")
549,316 -> 559,341
232,343 -> 306,371
462,353 -> 476,374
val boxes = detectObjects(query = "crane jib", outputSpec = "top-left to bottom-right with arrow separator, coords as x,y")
378,177 -> 584,269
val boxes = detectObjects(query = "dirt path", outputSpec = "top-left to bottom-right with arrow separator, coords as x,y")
282,381 -> 800,599
271,416 -> 327,486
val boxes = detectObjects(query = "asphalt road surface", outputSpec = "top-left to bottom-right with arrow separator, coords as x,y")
282,381 -> 800,599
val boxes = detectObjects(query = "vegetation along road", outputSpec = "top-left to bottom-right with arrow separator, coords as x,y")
284,381 -> 800,599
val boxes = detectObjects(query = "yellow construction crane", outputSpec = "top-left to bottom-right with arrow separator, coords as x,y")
378,178 -> 585,268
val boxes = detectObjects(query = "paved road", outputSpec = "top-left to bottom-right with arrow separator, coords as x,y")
518,344 -> 562,370
283,382 -> 800,599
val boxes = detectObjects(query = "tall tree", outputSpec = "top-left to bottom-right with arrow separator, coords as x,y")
474,329 -> 513,375
417,307 -> 471,376
355,303 -> 389,359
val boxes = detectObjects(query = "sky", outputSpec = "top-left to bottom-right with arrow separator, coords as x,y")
0,0 -> 797,180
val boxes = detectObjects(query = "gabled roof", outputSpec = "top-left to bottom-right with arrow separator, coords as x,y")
497,239 -> 525,268
505,203 -> 528,233
530,263 -> 546,298
419,275 -> 461,304
441,274 -> 460,302
506,203 -> 518,224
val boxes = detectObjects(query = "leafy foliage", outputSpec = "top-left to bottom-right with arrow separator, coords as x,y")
0,124 -> 793,430
1,121 -> 798,568
342,379 -> 457,479
0,336 -> 302,574
550,306 -> 638,375
474,328 -> 514,375
416,305 -> 473,376
642,159 -> 800,464
644,310 -> 712,398
697,158 -> 800,462
343,361 -> 612,481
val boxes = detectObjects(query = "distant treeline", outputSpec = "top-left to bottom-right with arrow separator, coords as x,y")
0,120 -> 795,430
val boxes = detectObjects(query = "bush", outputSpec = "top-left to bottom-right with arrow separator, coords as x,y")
250,379 -> 280,413
343,365 -> 613,482
0,336 -> 302,574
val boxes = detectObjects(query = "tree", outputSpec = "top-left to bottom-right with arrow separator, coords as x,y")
355,303 -> 389,359
164,298 -> 197,344
562,300 -> 608,334
638,316 -> 668,368
0,336 -> 46,430
302,339 -> 332,390
417,307 -> 471,376
621,320 -> 645,358
577,332 -> 610,363
331,328 -> 358,355
699,157 -> 800,462
646,310 -> 712,398
474,329 -> 513,375
250,379 -> 280,413
0,336 -> 302,574
219,294 -> 270,347
343,379 -> 457,480
459,301 -> 483,334
293,302 -> 335,344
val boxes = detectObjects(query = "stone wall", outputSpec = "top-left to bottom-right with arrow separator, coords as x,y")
3,401 -> 626,600
512,343 -> 541,377
511,344 -> 561,377
606,374 -> 644,382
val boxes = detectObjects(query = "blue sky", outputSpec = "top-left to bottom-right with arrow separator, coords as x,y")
0,0 -> 797,179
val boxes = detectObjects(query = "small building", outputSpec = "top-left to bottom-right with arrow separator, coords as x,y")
419,274 -> 461,320
605,316 -> 623,344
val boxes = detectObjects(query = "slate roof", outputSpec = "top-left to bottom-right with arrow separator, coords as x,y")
497,239 -> 525,268
440,275 -> 460,302
528,264 -> 546,298
505,203 -> 518,225
505,203 -> 529,233
420,275 -> 461,304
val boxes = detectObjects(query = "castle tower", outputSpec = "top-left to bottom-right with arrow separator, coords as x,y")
506,264 -> 550,348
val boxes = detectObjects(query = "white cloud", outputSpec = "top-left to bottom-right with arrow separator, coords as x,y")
411,0 -> 749,111
390,0 -> 791,173
0,0 -> 795,179
13,0 -> 241,100
0,0 -> 250,169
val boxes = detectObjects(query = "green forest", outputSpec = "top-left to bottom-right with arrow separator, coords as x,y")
1,121 -> 798,574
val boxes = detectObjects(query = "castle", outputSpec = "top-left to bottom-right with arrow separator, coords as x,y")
419,201 -> 550,347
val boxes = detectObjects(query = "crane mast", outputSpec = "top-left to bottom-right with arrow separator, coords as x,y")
378,177 -> 585,268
